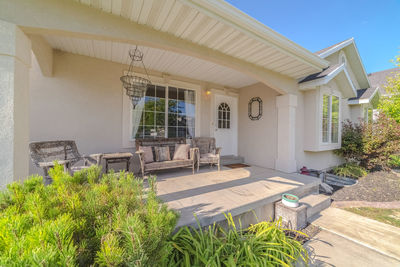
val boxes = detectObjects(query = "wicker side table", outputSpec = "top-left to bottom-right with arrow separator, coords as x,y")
102,152 -> 133,173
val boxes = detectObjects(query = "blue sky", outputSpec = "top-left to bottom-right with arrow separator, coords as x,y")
226,0 -> 400,74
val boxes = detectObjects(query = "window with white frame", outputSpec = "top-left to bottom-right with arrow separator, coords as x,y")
322,94 -> 339,143
364,106 -> 373,123
134,85 -> 195,139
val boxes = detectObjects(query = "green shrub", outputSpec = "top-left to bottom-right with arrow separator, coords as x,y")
388,155 -> 400,168
167,214 -> 308,266
333,163 -> 368,179
335,115 -> 400,170
0,163 -> 178,266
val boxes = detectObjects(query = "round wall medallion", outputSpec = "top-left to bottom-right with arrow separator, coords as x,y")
248,97 -> 262,120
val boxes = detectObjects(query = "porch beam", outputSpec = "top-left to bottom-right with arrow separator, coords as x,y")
29,35 -> 53,77
0,0 -> 293,94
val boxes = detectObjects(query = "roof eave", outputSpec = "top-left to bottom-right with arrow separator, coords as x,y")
299,64 -> 345,90
348,86 -> 380,105
299,64 -> 357,98
183,0 -> 329,71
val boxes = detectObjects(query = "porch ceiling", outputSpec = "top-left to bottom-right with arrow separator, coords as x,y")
43,34 -> 257,88
72,0 -> 327,79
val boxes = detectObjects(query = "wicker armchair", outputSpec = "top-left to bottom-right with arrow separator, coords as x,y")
29,140 -> 102,183
191,137 -> 221,171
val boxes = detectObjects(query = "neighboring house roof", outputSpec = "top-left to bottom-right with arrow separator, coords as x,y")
368,67 -> 400,95
298,63 -> 357,98
348,87 -> 379,105
313,38 -> 370,88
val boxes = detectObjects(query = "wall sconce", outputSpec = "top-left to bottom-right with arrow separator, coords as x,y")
206,90 -> 211,96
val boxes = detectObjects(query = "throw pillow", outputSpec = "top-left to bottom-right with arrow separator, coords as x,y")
173,144 -> 190,160
139,146 -> 154,163
155,146 -> 171,162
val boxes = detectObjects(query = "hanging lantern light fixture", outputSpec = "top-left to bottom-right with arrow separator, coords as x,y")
120,46 -> 152,108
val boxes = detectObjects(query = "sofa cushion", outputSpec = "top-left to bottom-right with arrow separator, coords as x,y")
139,146 -> 154,163
145,159 -> 193,171
173,144 -> 190,160
155,146 -> 171,162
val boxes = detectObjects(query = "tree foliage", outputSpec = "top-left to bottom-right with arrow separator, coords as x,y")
378,55 -> 400,122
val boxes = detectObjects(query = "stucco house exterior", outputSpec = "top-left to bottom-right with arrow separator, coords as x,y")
0,0 -> 379,187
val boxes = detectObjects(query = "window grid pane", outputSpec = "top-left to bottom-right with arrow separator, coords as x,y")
134,86 -> 195,139
218,103 -> 231,129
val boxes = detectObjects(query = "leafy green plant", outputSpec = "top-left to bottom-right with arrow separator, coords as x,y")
167,214 -> 308,266
388,155 -> 400,169
335,115 -> 400,170
333,163 -> 368,179
0,163 -> 178,266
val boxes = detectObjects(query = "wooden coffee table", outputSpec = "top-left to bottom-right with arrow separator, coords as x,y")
102,152 -> 133,173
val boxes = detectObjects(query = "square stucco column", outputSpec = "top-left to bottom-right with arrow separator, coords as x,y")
0,20 -> 31,188
275,94 -> 297,173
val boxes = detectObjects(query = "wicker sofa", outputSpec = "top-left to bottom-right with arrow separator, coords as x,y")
135,138 -> 198,176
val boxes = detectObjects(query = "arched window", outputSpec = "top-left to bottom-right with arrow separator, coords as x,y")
339,51 -> 347,66
218,102 -> 230,129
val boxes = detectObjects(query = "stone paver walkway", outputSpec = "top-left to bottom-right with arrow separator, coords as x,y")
309,207 -> 400,261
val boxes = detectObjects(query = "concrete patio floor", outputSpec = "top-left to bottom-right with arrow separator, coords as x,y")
153,165 -> 320,228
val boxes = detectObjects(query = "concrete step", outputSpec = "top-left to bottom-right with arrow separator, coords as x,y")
220,155 -> 244,165
299,194 -> 331,219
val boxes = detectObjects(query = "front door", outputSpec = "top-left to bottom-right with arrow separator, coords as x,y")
213,94 -> 238,156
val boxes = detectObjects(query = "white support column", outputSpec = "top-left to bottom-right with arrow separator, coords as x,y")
0,20 -> 31,187
275,94 -> 297,173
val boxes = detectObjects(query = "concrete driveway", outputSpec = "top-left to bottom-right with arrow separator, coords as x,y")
304,208 -> 400,266
304,230 -> 400,266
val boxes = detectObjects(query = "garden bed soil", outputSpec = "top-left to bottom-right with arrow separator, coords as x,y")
332,171 -> 400,202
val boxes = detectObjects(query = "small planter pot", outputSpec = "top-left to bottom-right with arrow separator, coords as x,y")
282,193 -> 299,208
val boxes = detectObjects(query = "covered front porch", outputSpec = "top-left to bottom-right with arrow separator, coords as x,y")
0,0 -> 328,186
155,165 -> 320,229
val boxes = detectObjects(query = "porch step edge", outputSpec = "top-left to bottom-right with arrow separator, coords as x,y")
300,194 -> 331,220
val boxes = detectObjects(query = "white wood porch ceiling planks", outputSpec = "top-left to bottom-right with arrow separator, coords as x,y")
44,35 -> 257,88
73,0 -> 320,79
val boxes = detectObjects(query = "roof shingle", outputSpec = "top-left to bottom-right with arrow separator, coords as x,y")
299,64 -> 341,83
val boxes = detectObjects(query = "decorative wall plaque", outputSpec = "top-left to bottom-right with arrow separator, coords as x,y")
248,97 -> 262,120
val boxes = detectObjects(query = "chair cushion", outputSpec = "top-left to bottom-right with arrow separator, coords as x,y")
200,153 -> 217,159
139,146 -> 154,163
173,144 -> 190,160
155,146 -> 171,162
